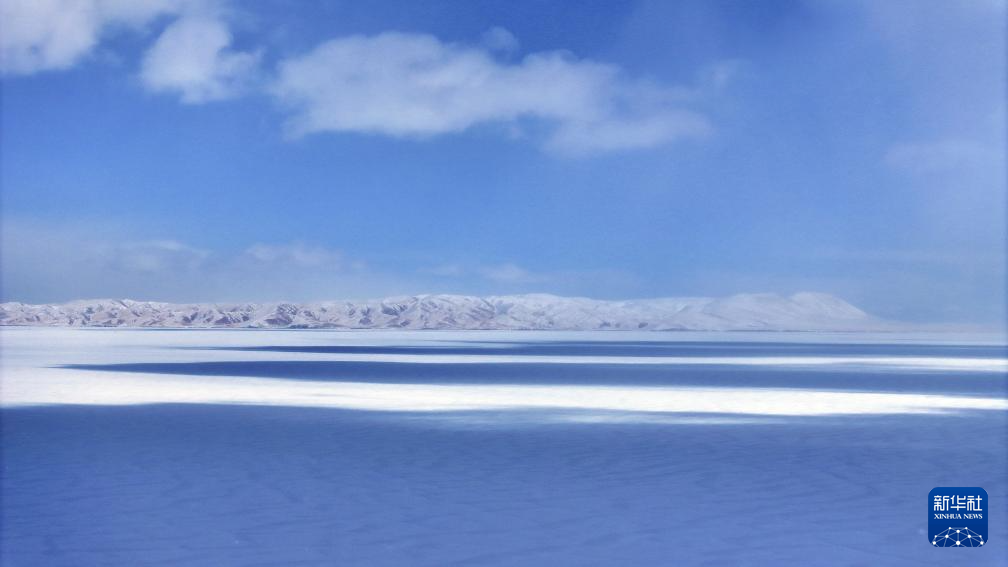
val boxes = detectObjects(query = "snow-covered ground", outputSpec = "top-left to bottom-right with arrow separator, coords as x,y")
1,328 -> 1006,565
2,328 -> 1006,414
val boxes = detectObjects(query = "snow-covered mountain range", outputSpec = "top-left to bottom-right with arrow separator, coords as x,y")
0,292 -> 884,331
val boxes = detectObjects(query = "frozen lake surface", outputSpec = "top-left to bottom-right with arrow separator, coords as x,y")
1,328 -> 1006,565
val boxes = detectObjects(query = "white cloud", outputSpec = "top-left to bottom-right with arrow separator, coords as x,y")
0,0 -> 257,104
481,26 -> 519,53
0,0 -> 181,74
140,14 -> 258,103
271,31 -> 710,154
2,7 -> 712,153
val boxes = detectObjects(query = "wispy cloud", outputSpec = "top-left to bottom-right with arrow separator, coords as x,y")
110,240 -> 211,273
243,242 -> 341,268
416,261 -> 640,298
478,263 -> 546,284
420,264 -> 465,277
885,138 -> 1003,174
480,26 -> 519,54
271,31 -> 711,154
0,219 -> 377,302
1,219 -> 645,303
419,262 -> 548,283
813,246 -> 1005,269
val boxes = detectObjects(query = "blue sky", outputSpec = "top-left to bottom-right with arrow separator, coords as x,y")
1,0 -> 1004,324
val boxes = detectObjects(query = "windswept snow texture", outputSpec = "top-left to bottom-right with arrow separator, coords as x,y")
1,329 -> 1005,566
0,292 -> 880,331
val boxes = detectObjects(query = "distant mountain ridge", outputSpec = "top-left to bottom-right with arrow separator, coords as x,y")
0,292 -> 884,331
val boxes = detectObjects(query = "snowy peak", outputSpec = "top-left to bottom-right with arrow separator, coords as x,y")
0,292 -> 883,331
